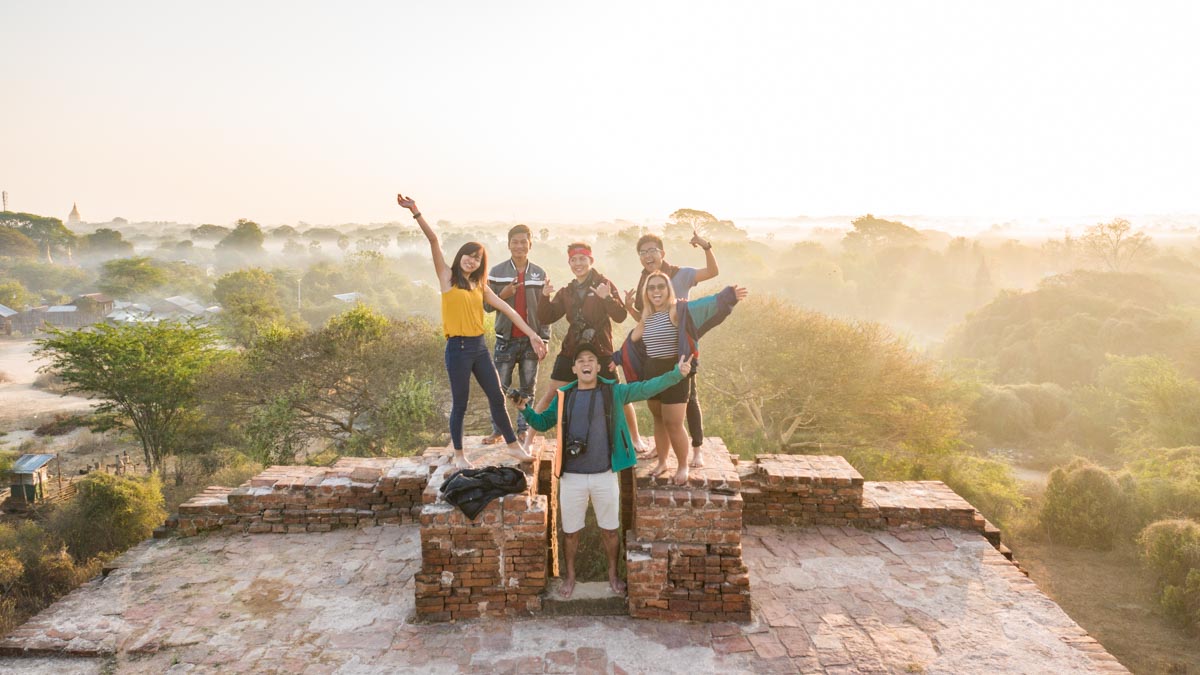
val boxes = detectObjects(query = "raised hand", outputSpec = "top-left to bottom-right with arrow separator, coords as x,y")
677,354 -> 694,377
594,282 -> 611,299
732,285 -> 749,301
689,231 -> 710,249
397,194 -> 417,211
624,288 -> 637,307
543,280 -> 556,297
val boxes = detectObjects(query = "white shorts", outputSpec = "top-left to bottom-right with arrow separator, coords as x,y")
559,470 -> 620,534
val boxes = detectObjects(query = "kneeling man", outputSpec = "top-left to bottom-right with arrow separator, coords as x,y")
516,343 -> 692,598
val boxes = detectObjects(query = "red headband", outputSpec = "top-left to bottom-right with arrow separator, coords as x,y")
567,246 -> 592,260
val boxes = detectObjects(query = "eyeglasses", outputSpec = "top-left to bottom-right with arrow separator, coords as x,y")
638,247 -> 662,257
646,283 -> 669,291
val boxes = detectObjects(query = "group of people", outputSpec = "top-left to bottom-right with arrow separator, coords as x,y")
399,194 -> 746,598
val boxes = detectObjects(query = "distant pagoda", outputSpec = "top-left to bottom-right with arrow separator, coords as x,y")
67,202 -> 82,226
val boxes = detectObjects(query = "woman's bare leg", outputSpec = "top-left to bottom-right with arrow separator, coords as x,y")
661,403 -> 690,485
648,400 -> 670,477
625,403 -> 651,456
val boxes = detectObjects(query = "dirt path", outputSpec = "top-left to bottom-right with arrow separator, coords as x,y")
1013,539 -> 1200,674
0,338 -> 96,427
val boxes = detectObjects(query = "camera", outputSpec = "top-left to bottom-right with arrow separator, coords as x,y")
565,437 -> 587,457
506,388 -> 532,406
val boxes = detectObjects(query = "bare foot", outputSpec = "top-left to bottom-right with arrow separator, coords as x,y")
453,452 -> 474,469
635,439 -> 655,458
505,442 -> 534,462
558,578 -> 576,599
651,463 -> 670,478
609,576 -> 627,595
481,433 -> 503,445
689,446 -> 705,468
672,466 -> 690,486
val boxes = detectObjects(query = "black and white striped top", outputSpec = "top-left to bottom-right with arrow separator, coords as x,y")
642,311 -> 678,358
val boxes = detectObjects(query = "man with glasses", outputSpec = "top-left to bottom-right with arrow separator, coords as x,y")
624,232 -> 720,468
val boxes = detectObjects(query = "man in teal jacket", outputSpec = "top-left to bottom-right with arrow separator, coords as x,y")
517,343 -> 692,599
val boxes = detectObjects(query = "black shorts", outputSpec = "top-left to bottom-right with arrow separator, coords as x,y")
550,352 -> 614,382
644,356 -> 691,404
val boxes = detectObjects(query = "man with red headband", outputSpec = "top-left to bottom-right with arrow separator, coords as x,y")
529,242 -> 629,421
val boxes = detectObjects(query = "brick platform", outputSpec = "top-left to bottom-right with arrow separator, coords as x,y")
740,454 -> 1000,544
627,438 -> 751,622
413,438 -> 551,621
174,456 -> 434,536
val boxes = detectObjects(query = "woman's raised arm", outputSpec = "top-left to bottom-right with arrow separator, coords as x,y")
398,193 -> 452,291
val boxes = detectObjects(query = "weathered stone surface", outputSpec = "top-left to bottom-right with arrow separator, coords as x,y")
0,525 -> 1126,673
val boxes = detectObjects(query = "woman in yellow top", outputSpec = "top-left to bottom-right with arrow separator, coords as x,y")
399,194 -> 548,468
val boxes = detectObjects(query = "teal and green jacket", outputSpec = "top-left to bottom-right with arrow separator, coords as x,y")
521,368 -> 683,477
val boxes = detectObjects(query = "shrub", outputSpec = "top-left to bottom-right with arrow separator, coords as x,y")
1138,519 -> 1200,628
1038,459 -> 1131,549
0,521 -> 102,634
48,472 -> 166,560
1126,447 -> 1200,525
31,371 -> 69,394
33,413 -> 89,437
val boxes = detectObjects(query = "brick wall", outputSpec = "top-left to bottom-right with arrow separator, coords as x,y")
625,439 -> 752,623
414,459 -> 548,621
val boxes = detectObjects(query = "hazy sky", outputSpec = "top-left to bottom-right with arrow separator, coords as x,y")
3,1 -> 1199,227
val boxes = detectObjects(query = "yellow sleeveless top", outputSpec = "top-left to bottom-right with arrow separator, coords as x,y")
441,285 -> 485,337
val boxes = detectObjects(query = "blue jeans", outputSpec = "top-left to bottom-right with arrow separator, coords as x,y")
445,335 -> 516,450
492,337 -> 539,435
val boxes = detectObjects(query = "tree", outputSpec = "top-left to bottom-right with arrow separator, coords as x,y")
188,224 -> 230,241
78,228 -> 133,256
1080,218 -> 1153,272
0,280 -> 33,309
842,214 -> 924,251
700,296 -> 964,453
665,208 -> 718,239
35,321 -> 220,473
211,306 -> 444,458
0,211 -> 75,263
97,257 -> 169,298
216,219 -> 265,253
0,226 -> 39,259
269,224 -> 298,239
212,268 -> 298,346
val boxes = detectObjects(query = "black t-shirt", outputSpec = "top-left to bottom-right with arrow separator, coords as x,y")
562,388 -> 610,474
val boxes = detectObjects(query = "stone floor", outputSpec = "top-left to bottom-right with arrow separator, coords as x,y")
0,525 -> 1127,674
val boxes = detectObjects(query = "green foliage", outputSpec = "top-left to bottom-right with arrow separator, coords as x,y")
0,521 -> 101,634
298,252 -> 439,325
0,211 -> 75,263
1126,447 -> 1200,524
1096,356 -> 1200,452
701,295 -> 966,454
213,268 -> 301,345
0,260 -> 90,299
207,306 -> 445,458
216,218 -> 265,254
78,228 -> 133,256
188,224 -> 230,241
97,256 -> 169,298
1038,459 -> 1132,549
48,473 -> 166,560
1137,519 -> 1200,628
35,321 -> 221,472
943,271 -> 1198,386
843,214 -> 924,251
0,279 -> 33,309
969,383 -> 1071,446
0,226 -> 39,259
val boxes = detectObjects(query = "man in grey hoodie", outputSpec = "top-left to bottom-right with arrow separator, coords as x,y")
484,224 -> 551,444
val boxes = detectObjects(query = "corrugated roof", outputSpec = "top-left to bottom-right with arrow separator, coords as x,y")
12,454 -> 55,473
46,305 -> 78,313
0,303 -> 16,318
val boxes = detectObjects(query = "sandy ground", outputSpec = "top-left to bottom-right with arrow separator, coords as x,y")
0,338 -> 135,476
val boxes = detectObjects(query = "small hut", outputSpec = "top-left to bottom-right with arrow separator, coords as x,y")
9,454 -> 55,503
